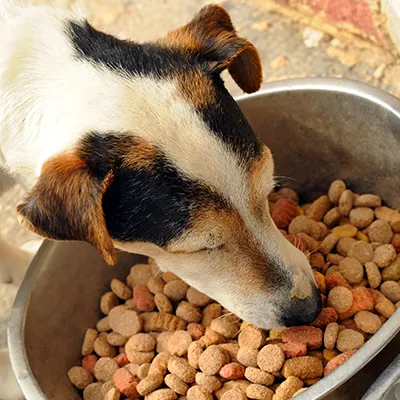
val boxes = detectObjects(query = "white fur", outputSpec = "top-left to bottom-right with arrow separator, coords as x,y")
0,2 -> 315,398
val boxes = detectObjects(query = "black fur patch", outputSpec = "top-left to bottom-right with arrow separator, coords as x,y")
199,76 -> 262,161
67,21 -> 194,78
79,132 -> 227,246
67,21 -> 262,163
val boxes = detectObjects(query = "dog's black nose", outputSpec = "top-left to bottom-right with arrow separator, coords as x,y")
280,285 -> 323,327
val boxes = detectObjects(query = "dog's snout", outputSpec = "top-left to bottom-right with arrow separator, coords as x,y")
280,285 -> 322,327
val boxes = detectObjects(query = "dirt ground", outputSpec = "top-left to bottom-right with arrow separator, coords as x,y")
1,0 -> 400,249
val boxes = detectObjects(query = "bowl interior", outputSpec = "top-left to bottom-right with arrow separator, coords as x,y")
10,79 -> 400,400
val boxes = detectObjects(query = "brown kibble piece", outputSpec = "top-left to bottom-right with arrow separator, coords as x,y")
186,287 -> 211,307
168,356 -> 196,383
93,357 -> 119,382
382,256 -> 400,281
354,194 -> 381,208
187,386 -> 213,400
83,382 -> 103,400
162,271 -> 179,282
339,257 -> 364,284
199,345 -> 229,375
168,330 -> 192,356
327,286 -> 353,313
238,326 -> 266,349
148,352 -> 170,376
109,306 -> 143,337
336,329 -> 364,352
338,190 -> 353,216
101,292 -> 119,315
129,263 -> 152,286
164,280 -> 189,301
373,244 -> 397,268
323,207 -> 342,227
349,207 -> 374,229
68,366 -> 94,389
210,317 -> 239,339
154,292 -> 173,314
188,341 -> 203,369
96,317 -> 111,333
365,262 -> 382,288
165,373 -> 189,395
282,326 -> 323,350
257,344 -> 285,373
282,356 -> 323,379
348,241 -> 373,264
368,220 -> 393,244
104,387 -> 120,400
141,312 -> 187,332
246,383 -> 274,399
176,301 -> 202,323
274,376 -> 304,400
146,388 -> 178,400
288,216 -> 323,240
126,333 -> 156,352
245,367 -> 274,386
202,303 -> 222,327
93,333 -> 117,358
375,297 -> 396,318
337,237 -> 356,257
107,332 -> 128,347
354,311 -> 382,334
111,279 -> 132,300
328,180 -> 346,205
220,389 -> 247,400
82,329 -> 98,356
272,198 -> 297,229
375,207 -> 400,232
380,281 -> 400,303
324,322 -> 339,350
320,233 -> 339,255
155,332 -> 173,353
237,346 -> 259,367
137,373 -> 164,396
306,195 -> 331,222
196,372 -> 222,391
187,323 -> 206,340
147,277 -> 165,294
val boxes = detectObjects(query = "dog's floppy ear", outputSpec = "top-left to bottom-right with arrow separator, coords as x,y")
16,151 -> 116,265
160,4 -> 262,94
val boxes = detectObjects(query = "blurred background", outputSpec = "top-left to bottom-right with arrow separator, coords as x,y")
2,0 -> 400,251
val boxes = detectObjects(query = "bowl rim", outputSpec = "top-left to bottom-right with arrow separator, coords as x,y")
8,77 -> 400,400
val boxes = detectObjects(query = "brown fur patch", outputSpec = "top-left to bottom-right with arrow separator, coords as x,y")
249,145 -> 274,218
176,69 -> 216,108
160,4 -> 262,94
17,152 -> 116,265
121,137 -> 158,170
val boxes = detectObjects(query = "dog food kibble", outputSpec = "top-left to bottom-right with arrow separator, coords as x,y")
282,356 -> 323,380
257,344 -> 285,373
82,329 -> 99,356
323,322 -> 339,350
67,366 -> 94,389
380,281 -> 400,303
93,357 -> 119,381
339,257 -> 364,284
246,383 -> 274,399
273,376 -> 304,400
168,331 -> 192,356
327,286 -> 353,313
164,373 -> 189,395
70,180 -> 400,398
186,386 -> 213,400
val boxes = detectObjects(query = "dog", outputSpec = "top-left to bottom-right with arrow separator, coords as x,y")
0,1 -> 321,398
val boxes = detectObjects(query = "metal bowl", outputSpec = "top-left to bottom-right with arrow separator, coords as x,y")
9,78 -> 400,400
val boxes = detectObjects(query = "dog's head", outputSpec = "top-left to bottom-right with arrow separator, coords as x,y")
17,5 -> 321,328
